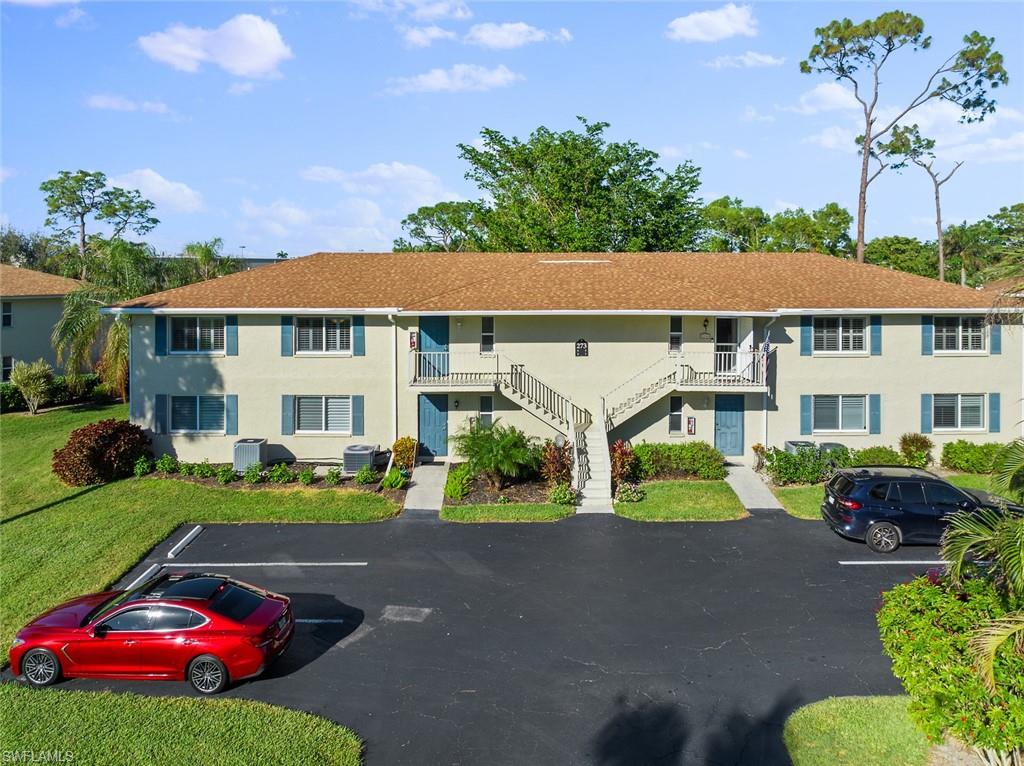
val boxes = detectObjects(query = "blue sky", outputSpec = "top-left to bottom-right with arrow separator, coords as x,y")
2,1 -> 1023,257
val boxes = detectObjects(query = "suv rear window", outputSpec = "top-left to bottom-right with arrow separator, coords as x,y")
208,583 -> 264,622
868,482 -> 891,501
829,475 -> 855,496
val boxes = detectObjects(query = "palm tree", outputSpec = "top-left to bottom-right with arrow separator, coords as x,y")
182,237 -> 239,281
51,239 -> 158,400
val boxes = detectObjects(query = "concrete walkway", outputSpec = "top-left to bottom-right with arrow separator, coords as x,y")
400,462 -> 449,521
725,464 -> 784,511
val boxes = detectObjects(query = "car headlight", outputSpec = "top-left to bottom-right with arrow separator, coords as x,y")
10,637 -> 24,649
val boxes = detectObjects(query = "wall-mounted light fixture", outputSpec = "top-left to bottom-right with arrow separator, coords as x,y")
453,399 -> 460,409
703,318 -> 709,332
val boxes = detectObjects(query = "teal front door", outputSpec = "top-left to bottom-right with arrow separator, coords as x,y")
714,394 -> 744,456
418,394 -> 448,458
418,316 -> 449,378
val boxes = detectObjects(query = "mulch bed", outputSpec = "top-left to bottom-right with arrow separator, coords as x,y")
444,464 -> 552,505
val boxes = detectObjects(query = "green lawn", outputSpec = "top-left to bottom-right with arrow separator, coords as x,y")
614,480 -> 746,521
774,484 -> 825,520
0,404 -> 398,660
784,696 -> 929,766
1,684 -> 362,765
441,503 -> 574,522
946,472 -> 992,491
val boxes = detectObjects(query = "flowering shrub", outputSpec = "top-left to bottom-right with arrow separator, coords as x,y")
52,419 -> 151,486
548,482 -> 578,505
614,482 -> 646,503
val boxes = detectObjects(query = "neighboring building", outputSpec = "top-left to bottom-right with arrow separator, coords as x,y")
110,251 -> 1021,505
0,264 -> 85,380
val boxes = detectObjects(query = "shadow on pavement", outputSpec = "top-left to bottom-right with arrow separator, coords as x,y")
258,593 -> 364,682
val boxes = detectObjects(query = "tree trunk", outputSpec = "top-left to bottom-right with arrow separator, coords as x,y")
933,177 -> 945,282
855,133 -> 872,263
78,214 -> 87,280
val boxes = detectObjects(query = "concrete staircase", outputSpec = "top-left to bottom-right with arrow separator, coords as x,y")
575,425 -> 613,513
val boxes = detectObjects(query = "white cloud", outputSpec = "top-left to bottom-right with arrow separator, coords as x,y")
802,125 -> 857,153
228,82 -> 256,96
86,94 -> 171,114
786,82 -> 860,115
237,196 -> 399,251
659,145 -> 683,159
955,131 -> 1024,164
270,6 -> 288,15
0,167 -> 14,183
110,169 -> 204,213
732,148 -> 751,160
399,25 -> 455,48
384,63 -> 522,95
240,198 -> 313,237
138,14 -> 293,78
742,105 -> 774,123
705,51 -> 783,69
666,3 -> 756,43
55,6 -> 87,27
350,0 -> 471,21
301,161 -> 455,208
464,22 -> 571,49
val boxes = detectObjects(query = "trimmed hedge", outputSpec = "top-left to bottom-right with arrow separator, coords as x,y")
851,445 -> 904,467
941,440 -> 1005,474
0,373 -> 107,413
764,446 -> 852,485
52,418 -> 152,486
633,441 -> 728,481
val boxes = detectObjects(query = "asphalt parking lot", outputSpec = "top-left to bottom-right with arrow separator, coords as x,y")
34,511 -> 941,765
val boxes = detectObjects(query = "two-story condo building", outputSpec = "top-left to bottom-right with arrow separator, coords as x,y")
0,264 -> 87,380
110,251 -> 1021,505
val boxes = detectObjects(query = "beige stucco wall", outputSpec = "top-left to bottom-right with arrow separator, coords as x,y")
764,315 -> 1023,453
130,311 -> 1021,466
0,296 -> 64,372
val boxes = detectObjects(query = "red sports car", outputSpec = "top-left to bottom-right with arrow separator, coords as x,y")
10,572 -> 293,694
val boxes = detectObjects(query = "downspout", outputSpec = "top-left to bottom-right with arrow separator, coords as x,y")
389,314 -> 398,446
762,316 -> 778,449
127,316 -> 133,422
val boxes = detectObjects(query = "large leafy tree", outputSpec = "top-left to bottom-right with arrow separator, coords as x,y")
415,118 -> 703,252
801,11 -> 1008,262
699,197 -> 768,252
394,201 -> 488,252
699,198 -> 853,257
39,170 -> 158,278
876,124 -> 963,281
864,235 -> 937,278
52,239 -> 160,399
0,226 -> 61,271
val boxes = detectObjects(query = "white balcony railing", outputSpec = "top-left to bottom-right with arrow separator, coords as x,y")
678,349 -> 769,388
408,351 -> 502,387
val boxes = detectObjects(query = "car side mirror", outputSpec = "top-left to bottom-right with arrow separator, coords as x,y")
92,624 -> 109,638
958,500 -> 974,510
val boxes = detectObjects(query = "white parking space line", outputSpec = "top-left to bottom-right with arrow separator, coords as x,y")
295,619 -> 348,624
125,563 -> 163,590
163,562 -> 368,567
838,560 -> 944,566
167,525 -> 204,559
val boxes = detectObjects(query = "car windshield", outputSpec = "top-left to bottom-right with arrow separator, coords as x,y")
81,589 -> 138,627
207,583 -> 264,622
829,475 -> 855,496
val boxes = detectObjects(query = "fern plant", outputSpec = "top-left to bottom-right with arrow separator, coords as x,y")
449,419 -> 538,490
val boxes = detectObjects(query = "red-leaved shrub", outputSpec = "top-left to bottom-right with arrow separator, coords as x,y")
610,439 -> 639,488
540,439 -> 573,486
52,419 -> 152,486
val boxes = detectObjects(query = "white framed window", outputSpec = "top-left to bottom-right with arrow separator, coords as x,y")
170,395 -> 225,433
171,317 -> 225,353
478,395 -> 493,427
295,317 -> 352,354
812,394 -> 866,432
934,316 -> 985,353
2,301 -> 12,327
2,356 -> 12,382
295,395 -> 352,434
669,317 -> 683,353
813,317 -> 865,354
669,396 -> 683,434
480,317 -> 495,354
933,393 -> 985,430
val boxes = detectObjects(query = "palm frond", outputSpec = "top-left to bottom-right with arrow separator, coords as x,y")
941,509 -> 1004,587
969,614 -> 1024,693
993,515 -> 1024,598
994,439 -> 1024,501
99,317 -> 130,400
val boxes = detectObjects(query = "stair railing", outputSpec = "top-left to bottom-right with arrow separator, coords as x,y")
504,361 -> 591,431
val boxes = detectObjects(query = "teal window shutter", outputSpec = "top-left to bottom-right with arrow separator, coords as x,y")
800,395 -> 812,435
991,322 -> 1001,355
155,316 -> 167,356
800,317 -> 812,356
225,395 -> 238,435
226,316 -> 238,356
353,316 -> 365,356
280,317 -> 293,356
989,393 -> 1000,433
352,395 -> 364,435
870,315 -> 882,356
281,395 -> 294,435
920,393 -> 933,434
154,394 -> 167,434
869,394 -> 881,434
921,316 -> 933,355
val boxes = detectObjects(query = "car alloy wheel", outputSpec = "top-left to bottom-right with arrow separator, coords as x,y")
23,650 -> 59,686
189,657 -> 225,694
868,523 -> 899,553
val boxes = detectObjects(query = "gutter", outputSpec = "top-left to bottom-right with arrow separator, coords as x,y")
388,314 -> 398,446
101,307 -> 402,316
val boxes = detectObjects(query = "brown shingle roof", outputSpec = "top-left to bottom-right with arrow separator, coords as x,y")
114,251 -> 997,312
0,264 -> 86,298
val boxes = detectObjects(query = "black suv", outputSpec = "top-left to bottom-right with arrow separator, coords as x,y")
821,465 -> 1021,553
